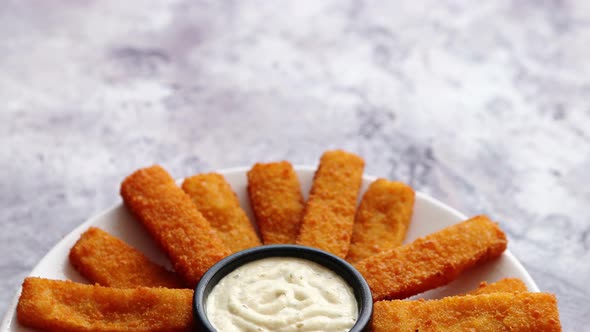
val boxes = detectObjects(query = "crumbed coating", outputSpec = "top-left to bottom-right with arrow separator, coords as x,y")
120,165 -> 230,288
413,278 -> 527,300
182,173 -> 261,252
296,150 -> 364,258
467,278 -> 528,295
69,227 -> 184,288
247,161 -> 305,244
354,215 -> 507,301
372,292 -> 562,332
17,278 -> 193,332
346,179 -> 415,263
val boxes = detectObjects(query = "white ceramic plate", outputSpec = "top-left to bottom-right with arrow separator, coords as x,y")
1,166 -> 538,331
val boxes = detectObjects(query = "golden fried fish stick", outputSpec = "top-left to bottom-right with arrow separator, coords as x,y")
354,215 -> 507,301
296,150 -> 364,258
414,278 -> 527,300
120,165 -> 230,288
69,227 -> 184,288
467,278 -> 528,295
17,278 -> 193,332
372,292 -> 562,332
247,161 -> 305,244
182,173 -> 261,252
346,179 -> 415,263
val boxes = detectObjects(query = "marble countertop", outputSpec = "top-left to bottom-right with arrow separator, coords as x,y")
1,0 -> 588,329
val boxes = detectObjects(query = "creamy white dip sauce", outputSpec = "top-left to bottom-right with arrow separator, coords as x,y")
206,257 -> 358,332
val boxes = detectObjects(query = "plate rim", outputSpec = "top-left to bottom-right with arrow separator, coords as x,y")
1,165 -> 539,329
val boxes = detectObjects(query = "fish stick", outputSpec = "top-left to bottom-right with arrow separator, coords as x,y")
372,292 -> 562,332
17,277 -> 193,332
120,165 -> 230,288
346,179 -> 415,263
414,278 -> 527,300
354,215 -> 507,301
467,278 -> 527,295
296,150 -> 364,258
69,227 -> 184,288
247,161 -> 305,244
182,173 -> 261,252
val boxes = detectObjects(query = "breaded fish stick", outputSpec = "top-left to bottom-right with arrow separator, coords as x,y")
346,179 -> 415,263
467,278 -> 527,295
247,161 -> 305,244
121,165 -> 230,287
69,227 -> 184,288
372,292 -> 562,332
17,278 -> 193,332
354,215 -> 507,301
414,278 -> 527,300
297,150 -> 364,258
182,173 -> 261,252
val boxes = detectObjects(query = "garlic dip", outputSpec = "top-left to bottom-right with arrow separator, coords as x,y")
205,257 -> 357,332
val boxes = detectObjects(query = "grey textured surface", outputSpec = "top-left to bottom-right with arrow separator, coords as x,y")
1,0 -> 589,329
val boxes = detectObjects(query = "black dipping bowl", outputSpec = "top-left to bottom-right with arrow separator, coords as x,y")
193,245 -> 373,332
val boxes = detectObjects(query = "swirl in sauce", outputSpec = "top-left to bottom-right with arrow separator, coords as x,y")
205,257 -> 358,332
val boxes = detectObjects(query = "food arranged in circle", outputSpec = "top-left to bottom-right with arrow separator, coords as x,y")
15,150 -> 562,331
